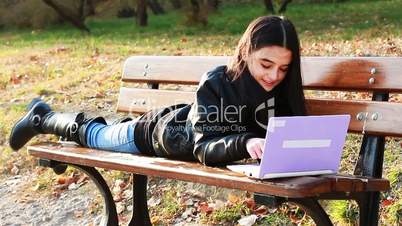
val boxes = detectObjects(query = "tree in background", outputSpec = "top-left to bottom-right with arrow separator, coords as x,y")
263,0 -> 292,14
207,0 -> 220,12
41,0 -> 106,32
278,0 -> 292,13
184,0 -> 220,26
136,0 -> 148,26
170,0 -> 182,9
263,0 -> 275,13
147,0 -> 165,15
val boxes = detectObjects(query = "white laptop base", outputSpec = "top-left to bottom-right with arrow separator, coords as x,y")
226,164 -> 334,179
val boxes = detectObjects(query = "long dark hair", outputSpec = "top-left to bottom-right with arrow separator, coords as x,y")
227,16 -> 306,116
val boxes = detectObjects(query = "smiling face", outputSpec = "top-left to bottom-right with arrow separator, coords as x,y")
246,45 -> 292,92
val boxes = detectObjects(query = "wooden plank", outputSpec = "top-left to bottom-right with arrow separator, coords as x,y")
27,143 -> 390,198
117,88 -> 402,137
116,87 -> 194,113
122,56 -> 229,85
122,56 -> 402,92
305,99 -> 402,137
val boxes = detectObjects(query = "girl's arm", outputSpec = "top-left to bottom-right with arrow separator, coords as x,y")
190,76 -> 258,166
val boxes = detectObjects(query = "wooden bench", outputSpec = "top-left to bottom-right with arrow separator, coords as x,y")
28,56 -> 402,226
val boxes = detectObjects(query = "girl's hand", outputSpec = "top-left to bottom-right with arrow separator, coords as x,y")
246,138 -> 265,159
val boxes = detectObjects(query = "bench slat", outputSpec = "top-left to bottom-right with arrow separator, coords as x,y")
117,87 -> 402,137
122,56 -> 402,92
28,143 -> 390,198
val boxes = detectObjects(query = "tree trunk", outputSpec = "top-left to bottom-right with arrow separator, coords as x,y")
148,0 -> 165,15
42,0 -> 90,32
207,0 -> 219,11
137,0 -> 148,26
86,0 -> 96,16
263,0 -> 275,13
278,0 -> 292,13
170,0 -> 181,9
189,0 -> 207,26
78,0 -> 85,20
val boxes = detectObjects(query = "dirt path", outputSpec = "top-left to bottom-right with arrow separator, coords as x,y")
0,174 -> 102,226
0,172 -> 231,226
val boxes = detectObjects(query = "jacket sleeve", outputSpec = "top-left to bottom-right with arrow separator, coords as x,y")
189,75 -> 258,166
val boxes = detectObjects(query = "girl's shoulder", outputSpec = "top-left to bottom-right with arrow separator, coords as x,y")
199,65 -> 230,85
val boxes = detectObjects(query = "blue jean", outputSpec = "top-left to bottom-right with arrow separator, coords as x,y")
85,119 -> 141,154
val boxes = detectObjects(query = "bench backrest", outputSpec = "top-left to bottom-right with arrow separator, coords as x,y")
117,56 -> 402,179
118,56 -> 402,137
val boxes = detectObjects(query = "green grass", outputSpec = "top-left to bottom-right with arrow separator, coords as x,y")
208,202 -> 251,224
0,0 -> 401,225
259,212 -> 294,226
328,200 -> 359,225
151,187 -> 183,224
1,0 -> 401,51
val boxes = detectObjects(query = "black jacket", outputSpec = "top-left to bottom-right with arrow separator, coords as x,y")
133,66 -> 293,166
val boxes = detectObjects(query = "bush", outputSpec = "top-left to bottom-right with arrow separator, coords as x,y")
117,7 -> 136,18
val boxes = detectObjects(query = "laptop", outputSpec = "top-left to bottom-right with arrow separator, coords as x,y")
227,115 -> 351,179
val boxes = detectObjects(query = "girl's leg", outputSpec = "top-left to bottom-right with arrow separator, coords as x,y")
9,97 -> 140,154
85,119 -> 141,154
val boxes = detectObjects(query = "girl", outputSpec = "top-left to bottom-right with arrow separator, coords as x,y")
9,16 -> 306,166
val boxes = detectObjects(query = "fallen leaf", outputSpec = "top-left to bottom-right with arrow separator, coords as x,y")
113,179 -> 124,193
30,55 -> 39,61
32,183 -> 41,191
187,189 -> 205,199
57,176 -> 67,185
289,212 -> 302,224
76,175 -> 88,185
151,216 -> 161,224
74,210 -> 84,218
95,91 -> 105,98
199,201 -> 213,214
244,198 -> 256,210
254,205 -> 268,215
238,214 -> 258,226
181,207 -> 194,219
11,165 -> 19,175
213,200 -> 225,209
67,176 -> 77,185
147,197 -> 161,207
114,193 -> 124,202
381,198 -> 394,207
228,193 -> 241,204
116,203 -> 125,214
9,74 -> 22,85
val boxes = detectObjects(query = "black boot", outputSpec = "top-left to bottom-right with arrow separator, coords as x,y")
9,99 -> 52,150
9,99 -> 106,151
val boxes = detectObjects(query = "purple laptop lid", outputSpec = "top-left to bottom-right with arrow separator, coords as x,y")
259,115 -> 351,177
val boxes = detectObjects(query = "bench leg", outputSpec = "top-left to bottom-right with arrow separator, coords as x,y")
254,193 -> 333,226
38,159 -> 119,226
128,174 -> 151,226
355,192 -> 380,226
288,198 -> 333,226
73,165 -> 119,226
